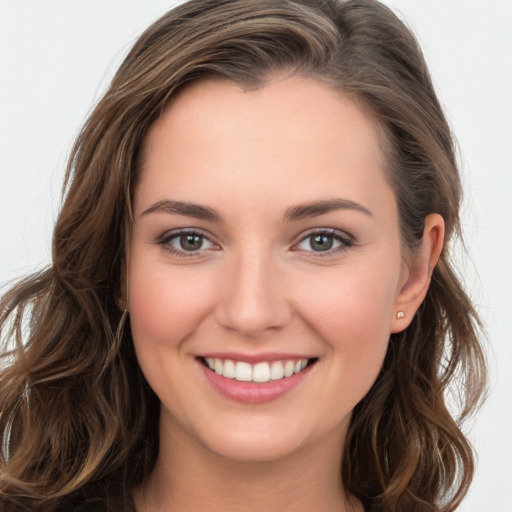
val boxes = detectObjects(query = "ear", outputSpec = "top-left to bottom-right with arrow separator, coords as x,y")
390,213 -> 445,333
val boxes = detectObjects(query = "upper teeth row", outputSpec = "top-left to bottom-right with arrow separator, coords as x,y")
205,358 -> 308,383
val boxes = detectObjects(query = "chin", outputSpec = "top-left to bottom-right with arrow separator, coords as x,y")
203,432 -> 306,463
191,411 -> 345,465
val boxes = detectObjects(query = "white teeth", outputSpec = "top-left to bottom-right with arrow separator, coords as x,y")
204,357 -> 311,382
235,361 -> 252,382
252,362 -> 271,382
284,360 -> 295,378
270,361 -> 284,380
223,359 -> 236,379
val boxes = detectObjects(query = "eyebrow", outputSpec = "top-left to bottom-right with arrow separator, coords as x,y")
141,197 -> 372,222
283,198 -> 373,221
141,200 -> 221,221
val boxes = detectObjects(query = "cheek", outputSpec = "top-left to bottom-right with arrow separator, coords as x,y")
299,265 -> 397,332
128,256 -> 216,349
293,260 -> 400,375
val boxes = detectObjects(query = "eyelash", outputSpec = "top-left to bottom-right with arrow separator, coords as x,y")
157,229 -> 218,258
293,229 -> 354,258
156,228 -> 354,258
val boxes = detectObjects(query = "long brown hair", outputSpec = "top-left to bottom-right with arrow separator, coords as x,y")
0,1 -> 487,510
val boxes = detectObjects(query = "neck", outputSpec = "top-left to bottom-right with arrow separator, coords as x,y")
134,412 -> 362,512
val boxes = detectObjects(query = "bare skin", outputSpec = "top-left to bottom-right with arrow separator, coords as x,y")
129,75 -> 444,512
134,412 -> 359,512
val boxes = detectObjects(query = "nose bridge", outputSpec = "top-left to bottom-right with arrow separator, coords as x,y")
215,243 -> 290,335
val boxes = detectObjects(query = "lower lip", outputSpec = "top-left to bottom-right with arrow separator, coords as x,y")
198,360 -> 315,404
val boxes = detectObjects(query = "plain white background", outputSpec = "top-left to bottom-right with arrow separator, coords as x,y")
0,1 -> 511,510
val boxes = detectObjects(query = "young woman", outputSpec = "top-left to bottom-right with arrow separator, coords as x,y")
0,1 -> 487,511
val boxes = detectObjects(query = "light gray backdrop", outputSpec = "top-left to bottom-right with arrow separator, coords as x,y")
0,1 -> 510,510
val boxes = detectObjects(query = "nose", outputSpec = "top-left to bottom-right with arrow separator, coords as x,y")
214,249 -> 292,337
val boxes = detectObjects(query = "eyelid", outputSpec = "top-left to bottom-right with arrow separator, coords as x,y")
292,228 -> 355,256
156,228 -> 220,256
155,227 -> 354,258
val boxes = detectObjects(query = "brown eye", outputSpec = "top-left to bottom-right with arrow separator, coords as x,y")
309,234 -> 333,252
179,234 -> 204,251
159,230 -> 217,256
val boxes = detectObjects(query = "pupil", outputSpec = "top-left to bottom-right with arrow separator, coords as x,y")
180,234 -> 202,251
311,234 -> 333,251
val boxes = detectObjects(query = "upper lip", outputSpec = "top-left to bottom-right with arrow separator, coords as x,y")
197,352 -> 315,364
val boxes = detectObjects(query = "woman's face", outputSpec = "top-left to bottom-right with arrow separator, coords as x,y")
129,76 -> 411,462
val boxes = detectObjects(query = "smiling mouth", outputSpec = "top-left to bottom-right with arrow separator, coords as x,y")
198,357 -> 318,383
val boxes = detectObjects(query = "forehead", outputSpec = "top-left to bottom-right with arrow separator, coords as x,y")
135,75 -> 393,218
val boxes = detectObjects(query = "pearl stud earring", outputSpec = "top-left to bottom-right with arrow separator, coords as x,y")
396,311 -> 406,319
